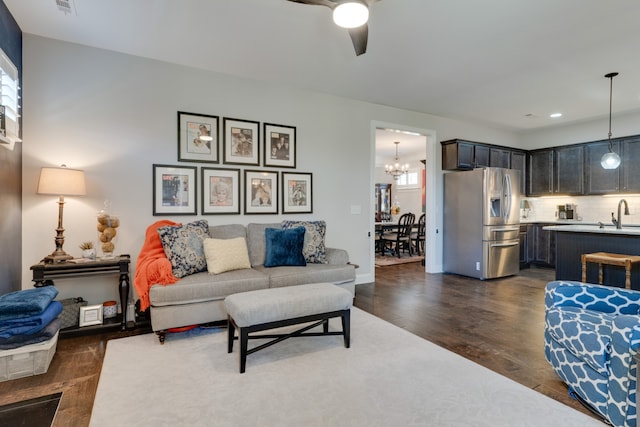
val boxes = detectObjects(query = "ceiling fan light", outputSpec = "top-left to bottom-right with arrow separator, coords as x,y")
601,151 -> 621,169
333,2 -> 369,29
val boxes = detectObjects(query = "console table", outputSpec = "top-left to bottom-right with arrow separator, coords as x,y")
30,255 -> 131,334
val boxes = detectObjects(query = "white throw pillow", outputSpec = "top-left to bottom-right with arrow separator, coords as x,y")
202,237 -> 251,274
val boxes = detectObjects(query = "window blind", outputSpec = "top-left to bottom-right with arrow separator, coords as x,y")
0,48 -> 21,144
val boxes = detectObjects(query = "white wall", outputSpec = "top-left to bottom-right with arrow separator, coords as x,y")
20,35 -> 520,304
519,110 -> 640,150
374,154 -> 425,218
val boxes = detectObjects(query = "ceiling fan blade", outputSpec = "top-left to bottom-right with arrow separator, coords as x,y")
348,24 -> 368,56
286,0 -> 336,8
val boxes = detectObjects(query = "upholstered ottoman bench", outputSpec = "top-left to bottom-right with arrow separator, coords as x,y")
224,282 -> 352,373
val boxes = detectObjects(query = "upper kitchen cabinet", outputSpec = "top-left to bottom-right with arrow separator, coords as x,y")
441,139 -> 524,174
583,135 -> 640,194
528,149 -> 554,196
474,145 -> 490,167
510,151 -> 526,196
489,148 -> 511,168
621,136 -> 640,192
555,145 -> 584,195
528,146 -> 584,196
585,140 -> 620,194
442,139 -> 476,170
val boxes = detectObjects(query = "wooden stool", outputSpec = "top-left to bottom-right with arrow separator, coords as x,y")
581,252 -> 640,289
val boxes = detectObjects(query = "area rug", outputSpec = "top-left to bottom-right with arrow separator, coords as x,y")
90,308 -> 601,427
375,254 -> 423,266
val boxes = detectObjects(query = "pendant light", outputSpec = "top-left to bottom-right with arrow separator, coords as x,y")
601,72 -> 621,169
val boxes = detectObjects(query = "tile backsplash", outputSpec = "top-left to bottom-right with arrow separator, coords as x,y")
521,195 -> 640,225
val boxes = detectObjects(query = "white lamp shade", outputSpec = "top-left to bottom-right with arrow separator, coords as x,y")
600,151 -> 621,170
37,167 -> 87,196
333,2 -> 369,28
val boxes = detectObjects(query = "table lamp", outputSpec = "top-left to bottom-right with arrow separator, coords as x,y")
37,165 -> 86,263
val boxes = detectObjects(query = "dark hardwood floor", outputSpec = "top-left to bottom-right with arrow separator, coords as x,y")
0,263 -> 598,426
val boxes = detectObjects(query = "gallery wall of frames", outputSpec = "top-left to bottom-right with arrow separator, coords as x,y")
152,111 -> 312,216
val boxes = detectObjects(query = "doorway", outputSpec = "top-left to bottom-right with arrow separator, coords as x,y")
371,122 -> 442,277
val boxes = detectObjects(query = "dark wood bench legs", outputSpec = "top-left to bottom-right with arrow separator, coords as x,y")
228,309 -> 351,373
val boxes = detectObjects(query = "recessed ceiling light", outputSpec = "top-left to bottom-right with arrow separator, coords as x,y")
550,113 -> 562,118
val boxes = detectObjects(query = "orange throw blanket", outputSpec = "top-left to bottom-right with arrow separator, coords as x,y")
134,220 -> 180,311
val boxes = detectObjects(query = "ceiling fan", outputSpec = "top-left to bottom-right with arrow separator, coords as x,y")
286,0 -> 379,56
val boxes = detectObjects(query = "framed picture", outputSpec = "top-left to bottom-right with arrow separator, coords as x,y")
264,123 -> 296,168
177,111 -> 219,163
223,117 -> 260,166
244,170 -> 278,214
282,172 -> 312,213
153,164 -> 197,215
79,304 -> 103,327
201,167 -> 241,215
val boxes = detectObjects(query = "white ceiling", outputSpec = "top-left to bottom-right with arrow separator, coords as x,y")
6,0 -> 640,140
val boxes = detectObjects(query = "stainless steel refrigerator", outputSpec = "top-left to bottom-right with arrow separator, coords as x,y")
444,167 -> 520,280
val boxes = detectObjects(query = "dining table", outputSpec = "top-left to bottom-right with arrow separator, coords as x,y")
375,221 -> 418,256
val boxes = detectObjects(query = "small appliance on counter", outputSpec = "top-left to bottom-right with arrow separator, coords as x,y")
557,204 -> 576,220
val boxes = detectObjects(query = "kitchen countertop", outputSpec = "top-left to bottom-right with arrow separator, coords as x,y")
542,224 -> 640,236
520,219 -> 596,225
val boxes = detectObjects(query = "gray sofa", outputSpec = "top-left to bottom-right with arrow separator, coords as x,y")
149,223 -> 356,342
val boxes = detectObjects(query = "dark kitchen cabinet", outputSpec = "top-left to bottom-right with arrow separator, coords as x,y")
528,146 -> 583,196
528,149 -> 554,196
621,136 -> 640,192
585,140 -> 620,194
527,223 -> 555,268
490,148 -> 510,168
442,140 -> 524,175
474,145 -> 490,167
510,151 -> 526,196
519,225 -> 528,269
442,140 -> 476,170
555,145 -> 584,195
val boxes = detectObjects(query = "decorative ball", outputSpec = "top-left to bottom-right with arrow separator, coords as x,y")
102,242 -> 115,253
97,213 -> 109,225
103,227 -> 117,239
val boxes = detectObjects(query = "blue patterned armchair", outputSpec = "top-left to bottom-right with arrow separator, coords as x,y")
545,280 -> 640,426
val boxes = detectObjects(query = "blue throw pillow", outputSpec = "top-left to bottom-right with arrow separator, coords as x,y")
264,227 -> 306,267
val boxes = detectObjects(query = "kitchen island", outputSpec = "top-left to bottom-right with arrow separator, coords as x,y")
543,224 -> 640,289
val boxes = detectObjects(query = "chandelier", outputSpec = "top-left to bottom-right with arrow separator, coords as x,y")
385,141 -> 409,180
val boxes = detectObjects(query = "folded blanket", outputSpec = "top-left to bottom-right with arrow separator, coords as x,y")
0,318 -> 61,350
134,220 -> 180,311
0,301 -> 63,339
0,286 -> 59,322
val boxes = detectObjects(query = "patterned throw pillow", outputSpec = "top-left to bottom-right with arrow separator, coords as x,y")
157,220 -> 209,278
281,220 -> 327,264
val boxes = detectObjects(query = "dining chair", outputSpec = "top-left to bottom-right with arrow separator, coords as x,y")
381,213 -> 415,258
411,213 -> 426,256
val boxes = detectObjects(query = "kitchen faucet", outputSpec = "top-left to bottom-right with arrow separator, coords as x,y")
611,199 -> 630,229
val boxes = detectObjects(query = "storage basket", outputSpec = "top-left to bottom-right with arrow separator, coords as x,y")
57,297 -> 88,329
103,300 -> 117,319
0,332 -> 59,382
